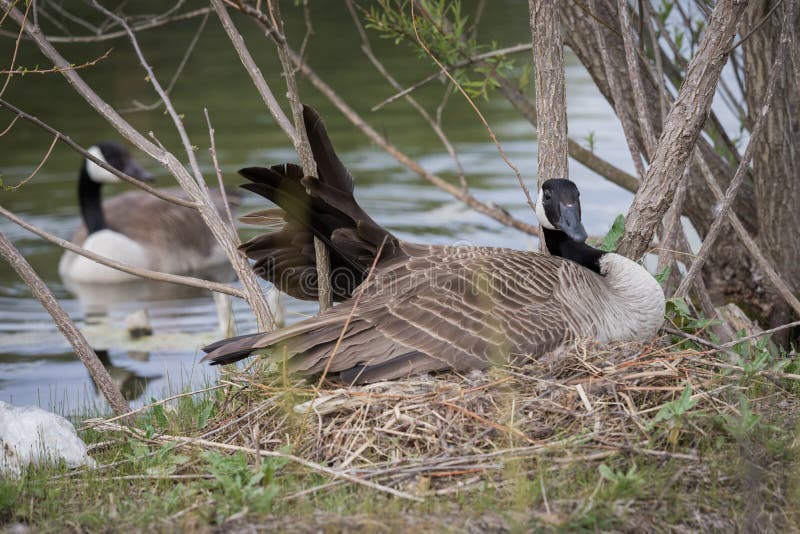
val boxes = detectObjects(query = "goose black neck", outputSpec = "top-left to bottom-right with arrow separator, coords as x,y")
543,228 -> 605,274
79,163 -> 106,235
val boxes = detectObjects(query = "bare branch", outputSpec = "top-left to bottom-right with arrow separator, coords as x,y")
0,231 -> 130,417
264,0 -> 333,312
0,98 -> 196,208
591,0 -> 646,178
210,0 -> 295,139
0,205 -> 247,299
204,108 -> 238,242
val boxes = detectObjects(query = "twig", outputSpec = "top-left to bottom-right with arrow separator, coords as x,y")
210,0 -> 295,139
91,2 -> 205,188
591,0 -> 647,178
0,98 -> 196,207
232,3 -> 539,236
410,2 -> 535,212
204,108 -> 237,240
720,320 -> 800,349
120,11 -> 209,113
3,133 -> 58,191
93,421 -> 424,502
617,0 -> 657,157
691,152 -> 800,316
347,0 -> 466,186
79,384 -> 226,431
370,43 -> 532,111
0,7 -> 214,43
0,231 -> 130,416
264,0 -> 333,312
0,206 -> 246,298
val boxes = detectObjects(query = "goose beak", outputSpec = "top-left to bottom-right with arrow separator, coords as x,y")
124,158 -> 154,183
558,203 -> 587,242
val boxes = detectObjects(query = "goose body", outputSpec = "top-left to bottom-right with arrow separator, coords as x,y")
202,107 -> 665,384
58,142 -> 236,283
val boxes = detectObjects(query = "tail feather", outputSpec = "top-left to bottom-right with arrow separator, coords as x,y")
237,105 -> 399,302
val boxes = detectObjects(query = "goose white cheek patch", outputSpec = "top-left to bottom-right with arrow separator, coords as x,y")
535,189 -> 556,230
86,146 -> 121,184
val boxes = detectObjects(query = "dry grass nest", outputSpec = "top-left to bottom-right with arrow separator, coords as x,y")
89,336 -> 799,498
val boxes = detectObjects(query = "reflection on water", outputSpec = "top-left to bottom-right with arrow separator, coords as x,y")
61,262 -> 238,311
93,350 -> 160,402
0,1 -> 637,414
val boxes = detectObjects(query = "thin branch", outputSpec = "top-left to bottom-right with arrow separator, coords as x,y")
346,0 -> 466,186
591,0 -> 647,178
0,98 -> 196,208
264,0 -> 333,312
617,0 -> 657,157
0,7 -> 213,43
371,43 -> 532,111
0,0 -> 29,99
92,421 -> 424,502
410,2 -> 536,212
231,2 -> 539,235
210,0 -> 295,140
3,133 -> 58,191
91,1 -> 205,188
120,10 -> 209,113
0,205 -> 247,299
204,108 -> 238,242
690,152 -> 800,316
0,231 -> 130,417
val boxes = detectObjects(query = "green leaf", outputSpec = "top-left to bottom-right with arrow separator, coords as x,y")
598,463 -> 615,481
654,266 -> 671,286
666,297 -> 691,318
599,214 -> 625,252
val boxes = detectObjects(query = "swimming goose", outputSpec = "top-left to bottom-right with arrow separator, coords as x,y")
58,142 -> 238,283
201,106 -> 665,384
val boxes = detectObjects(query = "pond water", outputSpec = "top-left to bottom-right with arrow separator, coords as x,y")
0,1 -> 636,414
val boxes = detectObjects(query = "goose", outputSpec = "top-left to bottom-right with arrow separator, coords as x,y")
58,142 -> 238,284
201,106 -> 665,384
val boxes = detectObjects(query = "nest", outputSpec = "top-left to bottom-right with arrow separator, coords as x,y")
88,334 -> 799,504
169,338 -> 755,495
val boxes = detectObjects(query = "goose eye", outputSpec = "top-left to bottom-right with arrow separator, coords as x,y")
543,190 -> 552,200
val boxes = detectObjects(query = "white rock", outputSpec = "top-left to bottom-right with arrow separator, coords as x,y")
0,401 -> 95,477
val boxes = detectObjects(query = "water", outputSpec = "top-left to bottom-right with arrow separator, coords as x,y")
0,1 -> 635,413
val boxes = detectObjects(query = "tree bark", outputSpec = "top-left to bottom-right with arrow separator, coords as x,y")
614,0 -> 749,259
529,0 -> 570,182
742,0 -> 800,329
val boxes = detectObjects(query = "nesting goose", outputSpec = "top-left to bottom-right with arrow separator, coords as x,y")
58,142 -> 238,283
201,106 -> 665,384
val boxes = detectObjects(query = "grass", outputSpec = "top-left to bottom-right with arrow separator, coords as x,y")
2,334 -> 800,532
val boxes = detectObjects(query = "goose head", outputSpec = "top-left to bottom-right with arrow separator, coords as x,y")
84,141 -> 153,184
535,178 -> 588,242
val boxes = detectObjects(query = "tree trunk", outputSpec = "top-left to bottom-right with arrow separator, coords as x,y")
529,0 -> 570,182
742,0 -> 800,329
559,0 -> 770,316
